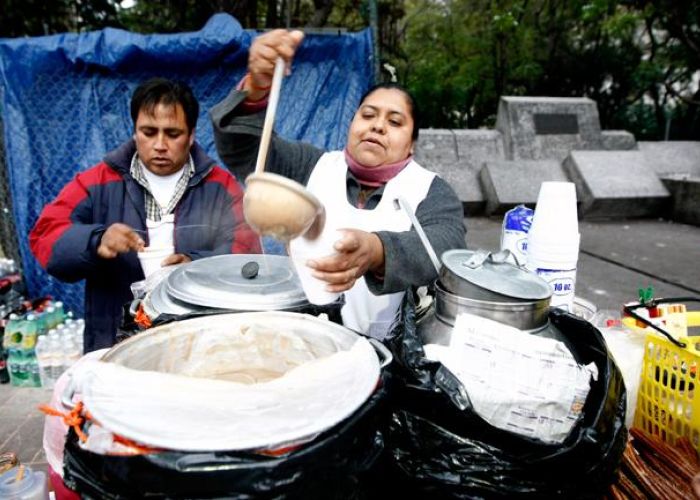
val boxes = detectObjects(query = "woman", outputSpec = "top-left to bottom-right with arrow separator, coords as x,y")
211,29 -> 466,338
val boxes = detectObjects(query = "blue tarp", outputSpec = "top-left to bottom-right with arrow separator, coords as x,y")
0,14 -> 374,316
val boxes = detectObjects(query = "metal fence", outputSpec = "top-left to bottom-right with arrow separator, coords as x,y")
0,117 -> 21,268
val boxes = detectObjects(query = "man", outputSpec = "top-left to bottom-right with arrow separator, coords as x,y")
30,78 -> 260,352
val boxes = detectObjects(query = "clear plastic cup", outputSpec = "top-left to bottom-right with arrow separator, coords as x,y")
289,229 -> 343,305
137,246 -> 175,278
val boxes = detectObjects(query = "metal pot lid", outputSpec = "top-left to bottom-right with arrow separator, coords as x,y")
166,254 -> 308,310
147,279 -> 204,316
441,249 -> 552,300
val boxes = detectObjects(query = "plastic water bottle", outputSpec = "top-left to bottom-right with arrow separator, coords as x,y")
501,205 -> 534,266
7,348 -> 25,386
46,331 -> 65,381
4,313 -> 21,347
26,350 -> 41,387
34,335 -> 54,389
61,331 -> 81,369
0,342 -> 9,384
22,314 -> 39,350
42,305 -> 56,330
54,301 -> 66,327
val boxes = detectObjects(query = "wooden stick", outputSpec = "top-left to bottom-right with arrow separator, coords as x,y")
254,57 -> 286,175
15,464 -> 25,482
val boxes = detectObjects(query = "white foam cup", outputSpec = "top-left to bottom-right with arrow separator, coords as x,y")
289,228 -> 343,305
137,246 -> 175,278
528,182 -> 579,242
526,182 -> 580,311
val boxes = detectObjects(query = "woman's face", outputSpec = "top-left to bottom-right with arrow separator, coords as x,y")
347,88 -> 415,168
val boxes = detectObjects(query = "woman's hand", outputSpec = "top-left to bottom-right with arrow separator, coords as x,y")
245,29 -> 304,101
307,229 -> 385,292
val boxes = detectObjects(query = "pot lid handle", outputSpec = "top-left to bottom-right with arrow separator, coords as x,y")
463,249 -> 514,269
241,261 -> 260,279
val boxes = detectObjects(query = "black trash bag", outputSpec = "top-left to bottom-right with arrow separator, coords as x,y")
383,294 -> 628,499
62,369 -> 389,500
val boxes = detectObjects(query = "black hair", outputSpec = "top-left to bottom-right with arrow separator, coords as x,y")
130,78 -> 199,132
358,82 -> 420,141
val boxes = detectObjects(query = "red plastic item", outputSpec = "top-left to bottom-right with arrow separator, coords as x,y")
48,465 -> 80,500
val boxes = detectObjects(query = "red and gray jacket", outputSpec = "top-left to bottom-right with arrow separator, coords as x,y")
29,139 -> 260,352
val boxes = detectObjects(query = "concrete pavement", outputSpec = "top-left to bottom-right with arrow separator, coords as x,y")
466,216 -> 699,310
1,216 -> 699,479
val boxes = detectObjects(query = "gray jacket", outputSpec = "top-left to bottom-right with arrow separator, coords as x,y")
210,88 -> 467,294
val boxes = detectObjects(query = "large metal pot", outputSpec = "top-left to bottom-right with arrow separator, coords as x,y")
136,254 -> 339,324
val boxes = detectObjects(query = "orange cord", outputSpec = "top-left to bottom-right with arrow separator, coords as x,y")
39,402 -> 91,442
134,304 -> 152,329
112,434 -> 162,454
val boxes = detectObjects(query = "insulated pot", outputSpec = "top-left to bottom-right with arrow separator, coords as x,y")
418,249 -> 553,345
62,311 -> 393,499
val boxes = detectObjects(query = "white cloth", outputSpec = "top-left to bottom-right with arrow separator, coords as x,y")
305,151 -> 435,338
69,322 -> 379,452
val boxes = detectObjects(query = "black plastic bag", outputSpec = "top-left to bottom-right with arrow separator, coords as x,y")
383,295 -> 628,498
118,297 -> 345,344
62,369 -> 389,500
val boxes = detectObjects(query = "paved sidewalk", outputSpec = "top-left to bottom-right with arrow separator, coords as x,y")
0,384 -> 50,475
1,216 -> 699,477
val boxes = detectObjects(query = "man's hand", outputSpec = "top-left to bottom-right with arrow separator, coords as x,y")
245,29 -> 304,101
161,254 -> 192,266
306,229 -> 385,293
97,223 -> 145,259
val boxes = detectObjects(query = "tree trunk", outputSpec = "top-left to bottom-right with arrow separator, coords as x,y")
306,0 -> 334,27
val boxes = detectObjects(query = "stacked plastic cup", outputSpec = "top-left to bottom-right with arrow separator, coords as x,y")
526,182 -> 580,312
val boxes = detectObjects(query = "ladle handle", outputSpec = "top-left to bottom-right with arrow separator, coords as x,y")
394,196 -> 442,275
254,57 -> 286,175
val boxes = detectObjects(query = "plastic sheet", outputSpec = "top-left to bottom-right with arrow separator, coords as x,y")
70,315 -> 380,452
0,13 -> 373,316
62,371 -> 390,500
383,295 -> 628,498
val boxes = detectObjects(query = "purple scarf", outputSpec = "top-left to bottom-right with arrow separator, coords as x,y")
344,148 -> 412,188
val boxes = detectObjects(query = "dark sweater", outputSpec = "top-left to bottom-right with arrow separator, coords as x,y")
210,88 -> 467,294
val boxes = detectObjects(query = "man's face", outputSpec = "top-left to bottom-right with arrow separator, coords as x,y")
134,102 -> 194,176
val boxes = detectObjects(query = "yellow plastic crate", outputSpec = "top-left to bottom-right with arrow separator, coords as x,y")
634,311 -> 700,452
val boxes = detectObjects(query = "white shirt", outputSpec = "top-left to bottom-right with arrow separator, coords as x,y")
141,166 -> 183,249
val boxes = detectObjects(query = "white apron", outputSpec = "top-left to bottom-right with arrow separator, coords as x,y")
303,151 -> 434,339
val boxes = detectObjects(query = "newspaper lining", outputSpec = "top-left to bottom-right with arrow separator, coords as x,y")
424,312 -> 597,444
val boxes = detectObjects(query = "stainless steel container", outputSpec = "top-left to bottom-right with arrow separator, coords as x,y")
418,249 -> 555,345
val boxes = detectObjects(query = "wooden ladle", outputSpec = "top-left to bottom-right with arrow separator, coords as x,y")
243,58 -> 324,241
